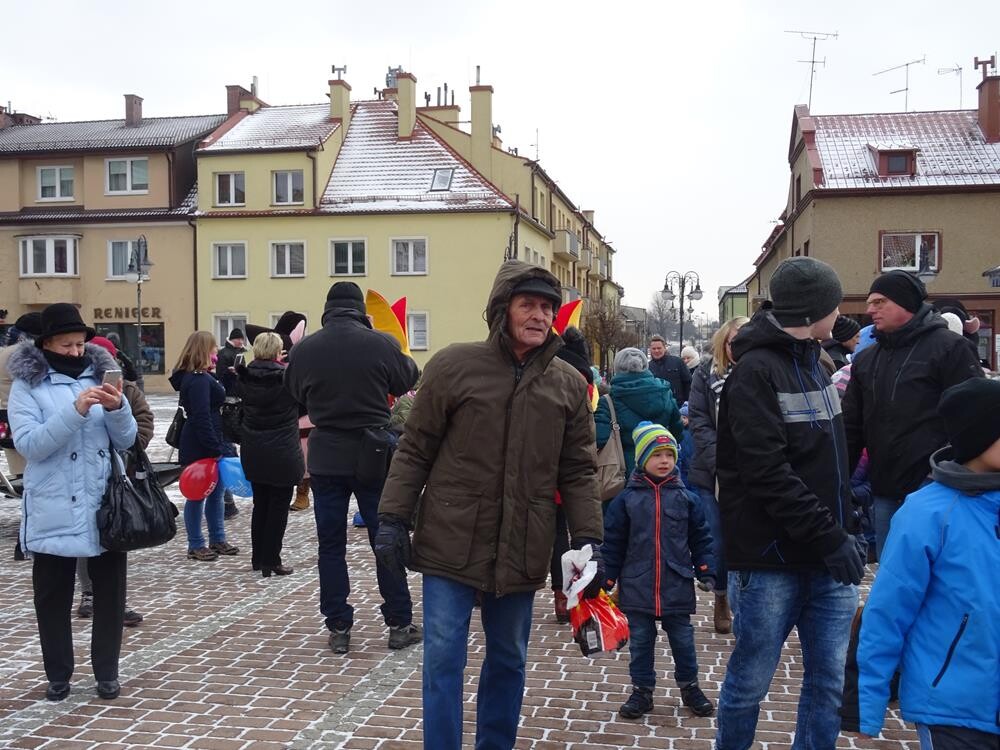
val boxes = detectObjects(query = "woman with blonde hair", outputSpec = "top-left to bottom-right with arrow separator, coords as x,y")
236,332 -> 303,577
168,331 -> 238,562
686,316 -> 749,633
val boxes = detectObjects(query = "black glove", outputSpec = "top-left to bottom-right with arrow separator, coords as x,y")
374,516 -> 411,580
823,536 -> 865,585
696,576 -> 716,592
569,537 -> 604,600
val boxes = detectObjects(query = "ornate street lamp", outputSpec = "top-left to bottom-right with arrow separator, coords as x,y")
124,235 -> 153,378
660,271 -> 703,350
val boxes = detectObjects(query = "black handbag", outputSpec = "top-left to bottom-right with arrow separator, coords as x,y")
221,397 -> 243,444
97,445 -> 178,552
165,406 -> 185,449
356,426 -> 398,487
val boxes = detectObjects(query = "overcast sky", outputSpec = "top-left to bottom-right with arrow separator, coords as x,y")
7,0 -> 1000,322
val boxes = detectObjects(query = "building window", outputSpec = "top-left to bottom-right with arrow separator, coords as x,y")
881,232 -> 939,273
38,165 -> 74,201
271,242 -> 306,277
95,323 -> 166,375
273,170 -> 304,205
214,315 -> 248,345
803,240 -> 810,257
216,172 -> 246,206
108,240 -> 139,279
106,157 -> 148,194
795,175 -> 802,205
429,168 -> 453,191
18,236 -> 80,276
408,312 -> 429,350
392,238 -> 427,275
213,243 -> 247,278
887,153 -> 909,174
330,239 -> 366,276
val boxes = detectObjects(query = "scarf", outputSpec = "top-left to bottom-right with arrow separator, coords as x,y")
709,367 -> 730,409
43,350 -> 91,380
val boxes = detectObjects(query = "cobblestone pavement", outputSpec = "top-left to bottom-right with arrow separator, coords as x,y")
0,395 -> 917,749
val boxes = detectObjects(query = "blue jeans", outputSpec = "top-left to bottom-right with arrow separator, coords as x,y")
872,494 -> 902,559
716,569 -> 858,750
694,484 -> 727,592
184,482 -> 226,551
422,575 -> 535,750
311,474 -> 412,630
625,611 -> 698,687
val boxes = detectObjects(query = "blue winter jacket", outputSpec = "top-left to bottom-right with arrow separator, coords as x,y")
603,470 -> 715,617
858,447 -> 1000,737
6,342 -> 137,557
168,369 -> 233,465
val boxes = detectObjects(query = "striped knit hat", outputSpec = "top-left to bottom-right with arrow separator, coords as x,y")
632,421 -> 679,469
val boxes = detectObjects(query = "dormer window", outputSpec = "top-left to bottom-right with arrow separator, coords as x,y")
868,143 -> 917,177
886,153 -> 909,174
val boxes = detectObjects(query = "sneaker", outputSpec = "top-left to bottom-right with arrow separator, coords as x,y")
77,592 -> 94,618
553,590 -> 569,624
122,609 -> 143,627
352,511 -> 365,527
209,541 -> 239,556
328,627 -> 351,654
223,500 -> 239,519
619,686 -> 654,719
387,623 -> 422,650
679,682 -> 714,717
187,547 -> 219,561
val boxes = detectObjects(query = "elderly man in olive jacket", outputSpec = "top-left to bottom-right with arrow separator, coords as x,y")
376,260 -> 604,750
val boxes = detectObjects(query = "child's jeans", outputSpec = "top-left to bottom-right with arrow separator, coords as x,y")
625,611 -> 699,688
916,725 -> 999,750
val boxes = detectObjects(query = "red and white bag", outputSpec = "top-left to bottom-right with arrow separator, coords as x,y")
561,546 -> 629,656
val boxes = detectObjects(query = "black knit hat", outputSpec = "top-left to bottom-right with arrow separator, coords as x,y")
869,270 -> 926,313
555,326 -> 593,384
228,328 -> 245,341
831,315 -> 861,343
35,303 -> 95,348
939,378 -> 1000,463
326,281 -> 366,314
13,312 -> 43,337
768,257 -> 843,326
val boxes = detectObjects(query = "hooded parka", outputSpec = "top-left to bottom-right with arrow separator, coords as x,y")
379,261 -> 604,595
236,359 -> 304,487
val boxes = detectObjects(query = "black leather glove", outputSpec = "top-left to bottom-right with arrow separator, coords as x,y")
823,536 -> 865,586
696,576 -> 716,592
374,515 -> 411,580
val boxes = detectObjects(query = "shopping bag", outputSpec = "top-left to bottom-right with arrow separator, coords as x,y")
561,545 -> 629,656
98,446 -> 178,552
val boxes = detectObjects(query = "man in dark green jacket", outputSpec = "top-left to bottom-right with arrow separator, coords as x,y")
376,260 -> 604,750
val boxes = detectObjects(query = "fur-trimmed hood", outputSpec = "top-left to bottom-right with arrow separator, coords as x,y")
5,341 -> 118,387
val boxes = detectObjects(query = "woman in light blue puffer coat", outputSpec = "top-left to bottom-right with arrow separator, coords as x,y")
6,303 -> 136,703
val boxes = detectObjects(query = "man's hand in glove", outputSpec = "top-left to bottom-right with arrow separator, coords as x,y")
823,535 -> 865,585
696,576 -> 716,592
374,516 -> 411,580
572,538 -> 606,600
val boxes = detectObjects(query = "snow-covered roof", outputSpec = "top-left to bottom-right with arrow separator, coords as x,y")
199,104 -> 339,152
320,100 -> 512,214
0,115 -> 226,153
813,110 -> 1000,189
0,184 -> 198,224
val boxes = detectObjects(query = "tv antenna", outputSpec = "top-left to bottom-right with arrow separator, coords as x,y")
937,64 -> 963,109
529,128 -> 539,161
331,64 -> 347,81
785,29 -> 838,109
873,55 -> 926,112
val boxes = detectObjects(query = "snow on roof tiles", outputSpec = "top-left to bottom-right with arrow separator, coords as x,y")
814,110 -> 1000,189
0,115 -> 226,153
0,184 -> 199,224
320,100 -> 511,213
199,104 -> 339,152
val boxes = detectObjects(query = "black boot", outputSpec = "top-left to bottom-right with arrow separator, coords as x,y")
619,686 -> 654,719
680,682 -> 714,717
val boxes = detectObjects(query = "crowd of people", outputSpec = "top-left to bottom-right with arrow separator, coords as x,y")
1,257 -> 998,750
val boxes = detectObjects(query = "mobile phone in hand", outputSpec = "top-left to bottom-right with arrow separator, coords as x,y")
102,369 -> 122,387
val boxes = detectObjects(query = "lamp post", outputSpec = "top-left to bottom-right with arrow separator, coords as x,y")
660,271 -> 703,351
124,235 -> 153,378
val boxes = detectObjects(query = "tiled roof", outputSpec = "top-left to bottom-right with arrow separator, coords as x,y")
0,115 -> 226,153
320,100 -> 512,213
199,104 -> 339,152
0,185 -> 199,224
814,110 -> 1000,189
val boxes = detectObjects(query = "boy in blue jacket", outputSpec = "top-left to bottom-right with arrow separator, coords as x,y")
604,421 -> 716,720
857,378 -> 1000,748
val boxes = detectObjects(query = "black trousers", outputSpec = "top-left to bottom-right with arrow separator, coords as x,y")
33,551 -> 126,683
548,505 -> 570,590
250,482 -> 293,568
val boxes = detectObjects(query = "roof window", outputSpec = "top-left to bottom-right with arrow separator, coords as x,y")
429,168 -> 453,191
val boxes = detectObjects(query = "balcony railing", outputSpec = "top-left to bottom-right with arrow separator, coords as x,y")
578,246 -> 592,269
553,229 -> 579,261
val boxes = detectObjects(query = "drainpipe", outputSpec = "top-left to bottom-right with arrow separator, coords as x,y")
512,193 -> 520,258
166,151 -> 175,207
307,147 -> 319,209
530,167 -> 536,221
188,216 -> 199,329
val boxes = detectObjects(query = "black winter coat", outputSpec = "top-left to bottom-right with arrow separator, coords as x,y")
168,370 -> 235,465
649,353 -> 692,404
687,359 -> 720,491
821,340 -> 852,370
843,304 -> 984,499
215,342 -> 245,396
603,471 -> 714,617
285,306 -> 419,476
236,359 -> 304,487
717,310 -> 857,570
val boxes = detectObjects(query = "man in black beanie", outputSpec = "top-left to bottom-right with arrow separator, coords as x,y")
284,280 -> 420,654
843,269 -> 984,557
822,315 -> 861,370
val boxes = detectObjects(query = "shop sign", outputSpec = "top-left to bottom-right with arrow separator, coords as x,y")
93,307 -> 162,320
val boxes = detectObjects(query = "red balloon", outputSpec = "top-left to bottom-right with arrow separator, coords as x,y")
179,458 -> 219,501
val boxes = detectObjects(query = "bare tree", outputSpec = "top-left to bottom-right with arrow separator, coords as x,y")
582,300 -> 632,371
646,293 -> 678,343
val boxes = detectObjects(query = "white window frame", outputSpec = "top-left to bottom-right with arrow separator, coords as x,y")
270,241 -> 307,278
37,165 -> 75,201
880,231 -> 940,273
213,242 -> 248,279
429,168 -> 454,191
215,172 -> 246,206
329,238 -> 367,276
214,314 -> 249,346
105,157 -> 149,194
407,311 -> 429,351
390,237 -> 428,276
107,239 -> 138,280
272,170 -> 304,205
18,235 -> 80,277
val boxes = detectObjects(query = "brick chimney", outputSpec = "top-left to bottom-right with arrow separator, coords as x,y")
978,73 -> 1000,143
328,78 -> 351,131
397,72 -> 416,139
470,84 -> 494,180
124,94 -> 143,126
0,106 -> 11,129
